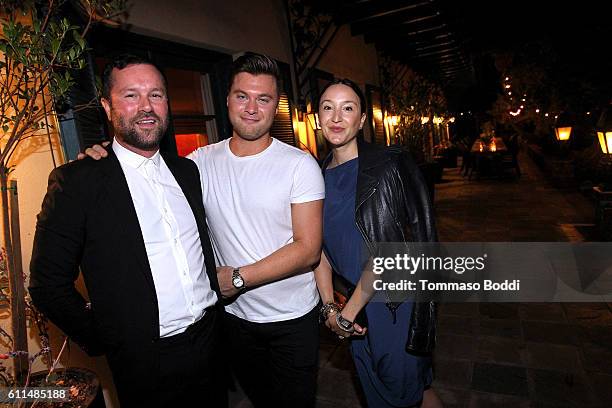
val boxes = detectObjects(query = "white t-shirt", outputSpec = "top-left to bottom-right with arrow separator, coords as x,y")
188,138 -> 325,322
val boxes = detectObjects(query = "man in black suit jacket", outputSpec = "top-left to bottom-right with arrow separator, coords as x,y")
29,55 -> 227,407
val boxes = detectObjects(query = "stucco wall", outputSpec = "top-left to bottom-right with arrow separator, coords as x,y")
317,24 -> 380,87
126,0 -> 293,63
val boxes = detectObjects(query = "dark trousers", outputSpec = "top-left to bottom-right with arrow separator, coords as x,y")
225,306 -> 319,408
111,308 -> 228,408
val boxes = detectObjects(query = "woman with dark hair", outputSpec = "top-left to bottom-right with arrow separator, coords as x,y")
314,79 -> 442,407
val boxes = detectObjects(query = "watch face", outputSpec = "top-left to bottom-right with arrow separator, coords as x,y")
232,277 -> 244,288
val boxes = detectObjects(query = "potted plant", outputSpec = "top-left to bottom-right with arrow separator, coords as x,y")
1,247 -> 106,407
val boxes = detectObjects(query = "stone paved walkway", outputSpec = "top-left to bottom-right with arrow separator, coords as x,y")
431,152 -> 611,408
231,150 -> 612,407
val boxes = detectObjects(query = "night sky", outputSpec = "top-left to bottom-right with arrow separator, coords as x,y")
439,0 -> 610,113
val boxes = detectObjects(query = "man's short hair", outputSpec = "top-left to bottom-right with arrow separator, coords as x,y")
229,52 -> 281,96
101,54 -> 166,100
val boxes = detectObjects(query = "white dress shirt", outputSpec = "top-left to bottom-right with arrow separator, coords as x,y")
113,141 -> 217,337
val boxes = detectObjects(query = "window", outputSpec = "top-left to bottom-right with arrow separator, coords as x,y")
165,68 -> 217,156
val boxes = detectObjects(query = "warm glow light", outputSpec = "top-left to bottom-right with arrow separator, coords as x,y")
555,126 -> 572,141
508,91 -> 512,95
545,113 -> 549,117
389,115 -> 399,126
175,133 -> 208,157
306,112 -> 321,130
509,109 -> 521,116
505,76 -> 510,81
520,105 -> 524,109
521,98 -> 525,102
297,121 -> 308,151
421,116 -> 430,124
449,117 -> 456,123
374,108 -> 383,122
460,112 -> 464,116
535,109 -> 540,113
433,116 -> 443,125
554,115 -> 559,119
586,112 -> 591,115
598,132 -> 612,154
505,84 -> 511,89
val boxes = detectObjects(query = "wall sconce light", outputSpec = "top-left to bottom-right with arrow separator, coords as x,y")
597,106 -> 612,155
305,112 -> 321,130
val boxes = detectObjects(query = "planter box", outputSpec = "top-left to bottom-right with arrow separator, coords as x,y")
418,162 -> 440,203
593,186 -> 612,241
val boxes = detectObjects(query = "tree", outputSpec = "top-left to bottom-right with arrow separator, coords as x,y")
379,54 -> 448,162
0,0 -> 126,378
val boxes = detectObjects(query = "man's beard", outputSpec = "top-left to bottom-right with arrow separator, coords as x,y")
112,112 -> 167,151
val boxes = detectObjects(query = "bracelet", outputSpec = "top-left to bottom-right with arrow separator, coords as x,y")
319,302 -> 341,323
335,313 -> 355,333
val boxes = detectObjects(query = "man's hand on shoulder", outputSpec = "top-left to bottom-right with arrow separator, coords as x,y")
76,141 -> 111,160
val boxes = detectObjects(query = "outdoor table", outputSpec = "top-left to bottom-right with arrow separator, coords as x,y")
470,137 -> 507,153
468,137 -> 509,179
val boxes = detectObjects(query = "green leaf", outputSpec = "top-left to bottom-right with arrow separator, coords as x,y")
72,30 -> 85,50
51,38 -> 60,56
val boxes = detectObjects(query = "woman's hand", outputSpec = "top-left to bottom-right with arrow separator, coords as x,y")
325,310 -> 367,339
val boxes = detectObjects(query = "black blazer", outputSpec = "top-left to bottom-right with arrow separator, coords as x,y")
29,149 -> 221,384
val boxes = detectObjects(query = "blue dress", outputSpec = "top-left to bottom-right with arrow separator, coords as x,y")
323,158 -> 432,407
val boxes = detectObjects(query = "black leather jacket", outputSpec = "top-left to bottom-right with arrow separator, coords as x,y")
322,140 -> 437,353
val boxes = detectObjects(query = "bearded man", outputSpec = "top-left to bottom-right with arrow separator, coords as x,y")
29,54 -> 227,407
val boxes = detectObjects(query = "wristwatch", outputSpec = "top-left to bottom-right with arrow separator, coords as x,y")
335,313 -> 355,333
232,268 -> 246,291
319,302 -> 341,323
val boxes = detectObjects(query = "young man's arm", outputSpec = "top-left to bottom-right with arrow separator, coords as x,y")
217,199 -> 323,297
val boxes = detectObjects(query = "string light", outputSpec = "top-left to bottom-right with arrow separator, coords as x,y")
535,109 -> 540,113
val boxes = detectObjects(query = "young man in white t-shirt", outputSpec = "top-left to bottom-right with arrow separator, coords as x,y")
82,52 -> 324,407
189,53 -> 324,407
